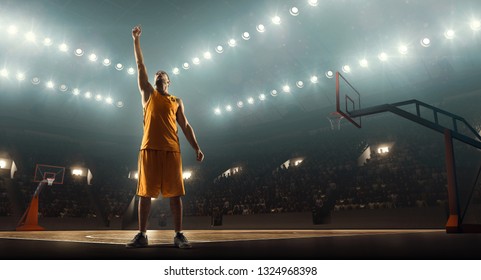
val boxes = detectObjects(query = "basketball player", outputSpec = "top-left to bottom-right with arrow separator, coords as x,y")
127,25 -> 204,249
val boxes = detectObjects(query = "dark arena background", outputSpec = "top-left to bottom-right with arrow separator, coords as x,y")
1,0 -> 481,265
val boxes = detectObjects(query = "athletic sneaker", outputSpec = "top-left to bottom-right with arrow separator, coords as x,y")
174,232 -> 192,249
126,233 -> 148,248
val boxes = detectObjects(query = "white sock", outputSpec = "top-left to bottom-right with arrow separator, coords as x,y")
140,231 -> 147,237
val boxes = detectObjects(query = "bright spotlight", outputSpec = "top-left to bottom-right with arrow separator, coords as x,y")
182,62 -> 190,70
282,85 -> 291,93
105,97 -> 113,104
228,39 -> 237,47
310,75 -> 319,83
172,67 -> 180,75
0,160 -> 5,169
325,71 -> 334,79
225,105 -> 233,112
115,63 -> 124,70
88,53 -> 98,62
203,51 -> 212,59
0,69 -> 8,78
16,72 -> 25,81
247,97 -> 254,104
256,24 -> 266,33
308,0 -> 319,7
102,58 -> 111,66
7,25 -> 18,35
58,43 -> 69,52
444,29 -> 455,40
259,93 -> 266,100
46,81 -> 55,89
272,16 -> 281,25
421,37 -> 431,47
470,20 -> 481,31
215,45 -> 224,53
95,94 -> 103,101
85,91 -> 92,99
237,101 -> 244,108
296,81 -> 304,88
290,7 -> 300,16
75,48 -> 84,56
398,45 -> 408,55
192,57 -> 200,65
378,52 -> 388,61
359,59 -> 369,68
59,84 -> 68,92
183,171 -> 192,180
116,101 -> 124,108
242,32 -> 250,40
25,31 -> 35,42
43,37 -> 53,46
72,169 -> 83,176
342,65 -> 351,73
127,67 -> 135,75
72,88 -> 80,95
270,90 -> 278,97
31,77 -> 40,85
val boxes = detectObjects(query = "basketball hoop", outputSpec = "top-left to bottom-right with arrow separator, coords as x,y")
46,178 -> 55,186
327,112 -> 344,130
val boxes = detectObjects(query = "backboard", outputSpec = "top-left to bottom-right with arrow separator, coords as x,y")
33,164 -> 65,185
336,71 -> 362,128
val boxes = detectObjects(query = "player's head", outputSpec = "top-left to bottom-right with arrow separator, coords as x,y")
155,70 -> 170,90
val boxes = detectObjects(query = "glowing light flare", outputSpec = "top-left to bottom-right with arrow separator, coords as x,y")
172,67 -> 180,75
247,97 -> 254,104
444,29 -> 455,40
342,65 -> 351,73
192,57 -> 200,65
470,20 -> 481,31
290,7 -> 300,16
116,101 -> 124,108
58,43 -> 69,52
308,0 -> 319,7
59,84 -> 68,92
296,81 -> 304,88
31,77 -> 40,85
75,48 -> 84,56
95,94 -> 103,101
359,59 -> 369,68
259,93 -> 266,100
0,69 -> 8,78
237,101 -> 244,108
43,37 -> 53,46
270,90 -> 278,97
228,39 -> 237,47
310,75 -> 319,83
105,97 -> 113,104
378,52 -> 388,62
127,67 -> 135,75
215,45 -> 224,53
214,107 -> 221,115
0,160 -> 5,169
16,72 -> 25,81
102,58 -> 111,66
182,62 -> 190,70
398,45 -> 408,55
72,88 -> 80,95
85,91 -> 92,99
115,63 -> 124,70
225,105 -> 233,112
183,171 -> 192,180
25,31 -> 35,42
7,25 -> 18,35
203,52 -> 212,59
88,53 -> 98,62
282,85 -> 291,93
256,24 -> 266,33
272,16 -> 281,25
72,169 -> 83,176
46,81 -> 55,89
421,37 -> 431,47
242,32 -> 250,40
325,71 -> 334,79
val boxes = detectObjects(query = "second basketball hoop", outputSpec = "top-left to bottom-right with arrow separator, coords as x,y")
327,111 -> 344,130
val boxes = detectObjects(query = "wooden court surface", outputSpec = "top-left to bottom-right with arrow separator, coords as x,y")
1,229 -> 481,259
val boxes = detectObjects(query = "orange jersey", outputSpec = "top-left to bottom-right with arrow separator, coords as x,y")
140,90 -> 181,152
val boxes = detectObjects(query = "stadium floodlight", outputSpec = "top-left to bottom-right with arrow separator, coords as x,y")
325,71 -> 334,79
7,25 -> 18,35
270,90 -> 278,97
16,72 -> 25,81
75,48 -> 84,56
85,91 -> 92,99
172,67 -> 180,75
225,105 -> 233,112
95,94 -> 102,101
215,45 -> 224,53
115,63 -> 124,70
182,171 -> 192,180
72,169 -> 83,176
46,81 -> 55,89
0,68 -> 8,78
378,52 -> 388,61
72,88 -> 80,95
58,43 -> 69,52
242,32 -> 250,40
342,65 -> 351,73
0,160 -> 5,169
182,62 -> 190,69
102,58 -> 111,66
247,97 -> 254,104
420,37 -> 431,47
444,29 -> 455,40
296,81 -> 304,88
290,7 -> 300,16
470,20 -> 481,31
282,85 -> 291,93
127,67 -> 135,75
228,39 -> 237,47
203,51 -> 212,59
310,75 -> 319,83
105,97 -> 113,104
259,93 -> 266,100
308,0 -> 319,7
43,37 -> 53,46
31,77 -> 40,85
214,107 -> 221,115
256,24 -> 266,33
116,101 -> 124,108
359,59 -> 369,68
398,45 -> 408,55
25,31 -> 35,42
88,53 -> 98,62
192,57 -> 200,65
272,16 -> 281,25
59,84 -> 68,92
237,101 -> 244,108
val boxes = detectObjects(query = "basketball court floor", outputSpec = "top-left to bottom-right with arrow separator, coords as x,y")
1,229 -> 481,259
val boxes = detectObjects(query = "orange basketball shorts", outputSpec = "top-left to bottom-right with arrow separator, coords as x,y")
137,149 -> 185,198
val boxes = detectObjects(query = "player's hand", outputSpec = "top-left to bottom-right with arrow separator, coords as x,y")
196,149 -> 204,162
132,25 -> 142,39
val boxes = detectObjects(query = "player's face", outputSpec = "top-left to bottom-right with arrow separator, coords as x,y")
155,71 -> 170,88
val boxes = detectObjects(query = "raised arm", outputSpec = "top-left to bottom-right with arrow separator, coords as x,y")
176,98 -> 204,162
132,25 -> 153,107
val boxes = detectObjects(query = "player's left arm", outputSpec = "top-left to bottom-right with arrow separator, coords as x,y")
176,98 -> 204,162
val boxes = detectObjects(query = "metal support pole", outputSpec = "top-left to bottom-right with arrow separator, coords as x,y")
444,129 -> 461,233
